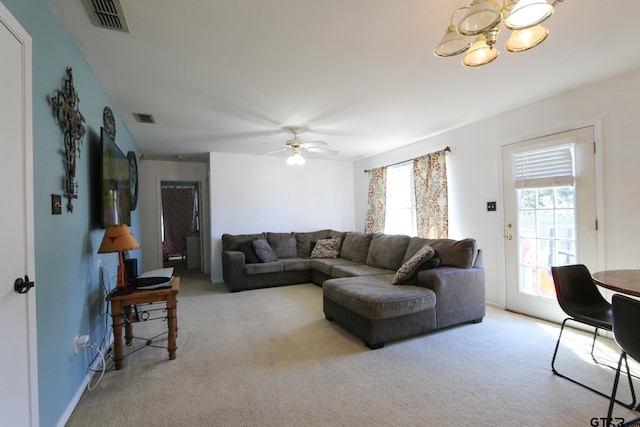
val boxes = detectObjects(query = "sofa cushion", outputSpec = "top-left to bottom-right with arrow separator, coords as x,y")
310,238 -> 342,259
328,229 -> 347,241
310,258 -> 361,276
237,240 -> 259,264
332,264 -> 395,278
295,230 -> 331,258
323,275 -> 436,320
266,232 -> 297,258
366,233 -> 411,270
393,244 -> 436,285
222,233 -> 264,251
245,261 -> 283,275
339,232 -> 373,263
253,239 -> 278,263
426,238 -> 477,269
279,258 -> 311,271
403,237 -> 429,263
403,237 -> 477,269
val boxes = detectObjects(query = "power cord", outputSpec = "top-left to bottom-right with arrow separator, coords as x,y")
78,343 -> 107,390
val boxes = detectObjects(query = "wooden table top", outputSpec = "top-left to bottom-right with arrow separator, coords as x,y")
592,270 -> 640,297
106,276 -> 180,301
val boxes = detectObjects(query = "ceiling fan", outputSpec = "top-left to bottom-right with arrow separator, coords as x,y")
261,126 -> 339,165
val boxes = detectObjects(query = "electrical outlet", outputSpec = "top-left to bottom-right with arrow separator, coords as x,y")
75,335 -> 89,354
487,201 -> 497,211
97,259 -> 103,270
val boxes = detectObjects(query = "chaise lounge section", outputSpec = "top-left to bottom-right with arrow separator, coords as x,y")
221,230 -> 485,348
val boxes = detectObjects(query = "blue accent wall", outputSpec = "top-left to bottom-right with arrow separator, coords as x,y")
2,1 -> 141,426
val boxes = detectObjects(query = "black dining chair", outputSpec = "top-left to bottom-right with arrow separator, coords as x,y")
551,264 -> 635,407
606,294 -> 640,426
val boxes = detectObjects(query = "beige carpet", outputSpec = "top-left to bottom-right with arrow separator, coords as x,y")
66,266 -> 639,426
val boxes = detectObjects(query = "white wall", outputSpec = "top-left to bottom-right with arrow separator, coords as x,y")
139,159 -> 209,273
209,152 -> 355,282
355,69 -> 640,309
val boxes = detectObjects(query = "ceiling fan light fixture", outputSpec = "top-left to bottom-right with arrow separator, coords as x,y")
286,150 -> 305,166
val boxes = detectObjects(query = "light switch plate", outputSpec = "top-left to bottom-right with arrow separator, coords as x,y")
487,201 -> 497,211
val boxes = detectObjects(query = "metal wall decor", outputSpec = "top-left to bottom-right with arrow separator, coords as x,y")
50,67 -> 86,212
103,106 -> 116,141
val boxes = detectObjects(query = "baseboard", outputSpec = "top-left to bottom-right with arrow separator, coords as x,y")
56,334 -> 113,427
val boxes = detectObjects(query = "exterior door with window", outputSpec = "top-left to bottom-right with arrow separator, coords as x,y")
503,127 -> 597,323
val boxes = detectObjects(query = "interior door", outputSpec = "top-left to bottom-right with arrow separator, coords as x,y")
503,127 -> 597,323
0,4 -> 38,426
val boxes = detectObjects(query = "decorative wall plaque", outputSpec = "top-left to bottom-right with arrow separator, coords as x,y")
50,67 -> 86,212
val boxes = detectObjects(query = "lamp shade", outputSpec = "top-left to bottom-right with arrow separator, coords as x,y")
462,35 -> 499,67
504,0 -> 554,30
457,0 -> 501,36
505,24 -> 549,52
98,224 -> 140,254
434,25 -> 470,57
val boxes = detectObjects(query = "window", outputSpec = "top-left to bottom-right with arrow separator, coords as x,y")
513,143 -> 576,299
384,162 -> 417,236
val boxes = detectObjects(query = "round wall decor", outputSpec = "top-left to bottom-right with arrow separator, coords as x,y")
127,151 -> 139,210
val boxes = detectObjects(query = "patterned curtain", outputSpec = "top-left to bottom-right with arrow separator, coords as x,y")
413,151 -> 448,238
161,186 -> 197,259
364,167 -> 387,233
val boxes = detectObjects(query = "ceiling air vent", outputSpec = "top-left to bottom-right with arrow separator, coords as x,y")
133,113 -> 156,124
82,0 -> 130,33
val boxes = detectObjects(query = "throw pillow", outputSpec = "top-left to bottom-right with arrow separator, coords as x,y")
253,238 -> 278,263
237,240 -> 259,264
267,232 -> 297,258
310,238 -> 342,259
392,244 -> 436,285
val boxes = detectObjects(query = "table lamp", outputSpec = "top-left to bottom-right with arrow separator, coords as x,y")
98,224 -> 140,290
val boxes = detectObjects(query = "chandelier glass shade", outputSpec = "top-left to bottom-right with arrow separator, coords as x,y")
505,24 -> 549,52
434,0 -> 560,67
463,34 -> 500,67
457,1 -> 502,36
504,0 -> 554,29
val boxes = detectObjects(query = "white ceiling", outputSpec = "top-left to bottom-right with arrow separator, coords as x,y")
48,0 -> 640,162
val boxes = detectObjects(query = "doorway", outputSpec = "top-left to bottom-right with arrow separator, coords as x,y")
161,181 -> 202,270
0,4 -> 38,424
502,126 -> 598,323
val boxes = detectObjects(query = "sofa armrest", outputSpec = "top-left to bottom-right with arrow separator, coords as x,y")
415,266 -> 485,328
222,250 -> 248,291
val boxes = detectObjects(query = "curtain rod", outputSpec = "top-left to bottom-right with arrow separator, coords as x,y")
363,146 -> 450,173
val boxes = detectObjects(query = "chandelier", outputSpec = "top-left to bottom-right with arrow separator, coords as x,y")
434,0 -> 564,67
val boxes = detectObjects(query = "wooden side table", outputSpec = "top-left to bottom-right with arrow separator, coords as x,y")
106,277 -> 180,370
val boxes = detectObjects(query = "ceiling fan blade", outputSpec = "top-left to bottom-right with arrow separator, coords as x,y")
257,147 -> 288,156
300,140 -> 327,148
304,146 -> 339,155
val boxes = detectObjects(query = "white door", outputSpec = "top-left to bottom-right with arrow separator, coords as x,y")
0,4 -> 38,426
503,127 -> 597,323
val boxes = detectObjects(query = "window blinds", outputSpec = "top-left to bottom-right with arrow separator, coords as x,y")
513,143 -> 575,188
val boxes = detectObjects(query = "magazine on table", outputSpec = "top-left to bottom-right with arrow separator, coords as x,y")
134,267 -> 174,289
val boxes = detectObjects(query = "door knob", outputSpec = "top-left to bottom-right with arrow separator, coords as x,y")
505,234 -> 513,240
14,275 -> 34,294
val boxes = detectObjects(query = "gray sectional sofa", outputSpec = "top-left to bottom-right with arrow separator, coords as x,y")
221,230 -> 485,348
